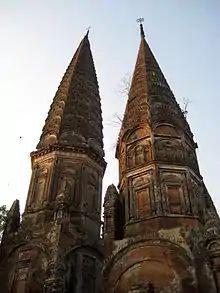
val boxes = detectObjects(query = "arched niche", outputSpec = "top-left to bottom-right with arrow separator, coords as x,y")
154,124 -> 179,137
115,260 -> 175,293
123,127 -> 151,144
126,140 -> 152,170
27,244 -> 49,293
8,242 -> 50,293
105,239 -> 195,293
63,246 -> 103,293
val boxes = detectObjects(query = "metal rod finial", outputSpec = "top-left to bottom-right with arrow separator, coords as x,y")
136,18 -> 145,38
86,26 -> 92,37
136,18 -> 144,24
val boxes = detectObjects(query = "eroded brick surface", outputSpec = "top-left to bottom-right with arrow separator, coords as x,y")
1,25 -> 219,293
103,25 -> 220,293
0,33 -> 106,293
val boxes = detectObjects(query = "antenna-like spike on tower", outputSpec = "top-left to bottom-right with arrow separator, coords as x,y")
86,26 -> 92,37
136,17 -> 145,38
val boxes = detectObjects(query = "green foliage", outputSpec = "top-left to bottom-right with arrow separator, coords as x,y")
0,205 -> 8,240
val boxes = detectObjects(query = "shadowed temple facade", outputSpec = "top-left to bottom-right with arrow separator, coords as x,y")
0,24 -> 220,293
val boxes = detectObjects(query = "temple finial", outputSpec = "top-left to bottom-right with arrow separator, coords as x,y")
136,17 -> 145,38
86,26 -> 92,37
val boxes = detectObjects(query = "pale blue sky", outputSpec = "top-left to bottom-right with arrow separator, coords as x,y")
0,1 -> 219,214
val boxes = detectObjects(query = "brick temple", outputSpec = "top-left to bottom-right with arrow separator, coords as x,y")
0,24 -> 220,293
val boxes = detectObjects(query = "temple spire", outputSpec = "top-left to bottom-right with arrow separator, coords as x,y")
0,28 -> 106,293
118,20 -> 193,143
103,22 -> 215,293
36,32 -> 104,158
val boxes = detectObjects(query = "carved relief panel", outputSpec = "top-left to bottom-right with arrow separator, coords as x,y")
126,140 -> 152,169
136,188 -> 150,218
27,246 -> 49,293
129,172 -> 154,219
34,167 -> 48,203
166,185 -> 182,214
155,138 -> 183,164
160,172 -> 188,215
135,145 -> 146,165
12,249 -> 31,291
81,255 -> 96,293
57,170 -> 76,204
27,161 -> 52,209
83,166 -> 100,216
64,249 -> 101,293
54,160 -> 82,208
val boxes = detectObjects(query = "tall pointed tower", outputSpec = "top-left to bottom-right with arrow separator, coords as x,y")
103,23 -> 220,293
0,32 -> 106,293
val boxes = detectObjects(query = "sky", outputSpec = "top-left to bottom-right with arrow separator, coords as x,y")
0,1 -> 219,215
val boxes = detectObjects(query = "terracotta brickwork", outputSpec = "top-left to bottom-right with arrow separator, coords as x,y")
0,25 -> 220,293
0,33 -> 106,293
103,25 -> 220,292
